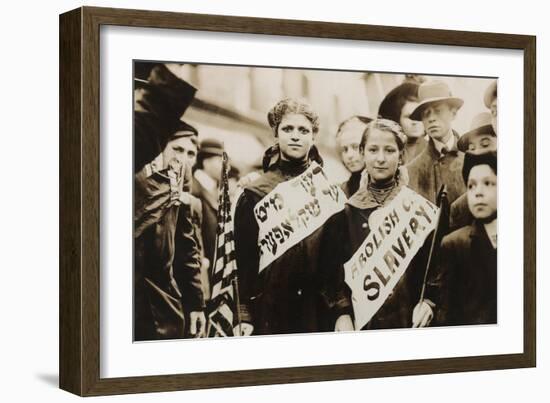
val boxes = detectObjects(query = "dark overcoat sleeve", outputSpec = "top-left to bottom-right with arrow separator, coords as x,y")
233,189 -> 261,324
317,210 -> 353,324
173,203 -> 205,312
424,233 -> 456,326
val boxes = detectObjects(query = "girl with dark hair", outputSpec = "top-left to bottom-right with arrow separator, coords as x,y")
233,98 -> 352,336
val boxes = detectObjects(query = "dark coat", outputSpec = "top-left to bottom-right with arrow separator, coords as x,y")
327,182 -> 431,330
134,167 -> 205,341
403,137 -> 428,165
425,221 -> 497,326
188,195 -> 213,302
191,173 -> 219,299
449,193 -> 474,232
340,170 -> 361,198
233,161 -> 350,335
406,134 -> 466,205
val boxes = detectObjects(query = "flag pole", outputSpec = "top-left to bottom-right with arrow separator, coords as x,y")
419,185 -> 448,302
232,277 -> 243,336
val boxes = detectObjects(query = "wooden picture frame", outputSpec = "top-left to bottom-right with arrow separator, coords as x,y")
59,6 -> 536,396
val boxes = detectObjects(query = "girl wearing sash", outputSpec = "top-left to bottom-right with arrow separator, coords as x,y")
326,119 -> 436,330
233,98 -> 353,336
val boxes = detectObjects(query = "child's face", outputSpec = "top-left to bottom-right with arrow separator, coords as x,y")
338,122 -> 366,173
277,113 -> 314,162
363,128 -> 401,183
467,134 -> 497,155
467,164 -> 497,220
420,102 -> 456,142
162,136 -> 197,170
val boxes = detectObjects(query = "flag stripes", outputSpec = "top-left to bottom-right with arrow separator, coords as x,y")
207,150 -> 239,337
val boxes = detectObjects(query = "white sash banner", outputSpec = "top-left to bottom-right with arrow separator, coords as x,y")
344,187 -> 438,330
255,162 -> 347,273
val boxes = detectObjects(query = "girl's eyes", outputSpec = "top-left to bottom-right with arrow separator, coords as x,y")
281,125 -> 311,134
367,147 -> 397,153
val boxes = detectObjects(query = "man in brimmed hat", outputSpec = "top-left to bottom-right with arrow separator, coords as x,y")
449,112 -> 497,230
406,80 -> 466,205
192,138 -> 225,301
134,64 -> 207,340
134,120 -> 207,341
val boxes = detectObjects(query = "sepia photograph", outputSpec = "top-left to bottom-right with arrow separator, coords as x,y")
54,3 -> 537,395
133,60 -> 498,341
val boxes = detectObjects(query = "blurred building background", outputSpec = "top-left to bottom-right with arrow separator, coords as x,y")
166,63 -> 495,183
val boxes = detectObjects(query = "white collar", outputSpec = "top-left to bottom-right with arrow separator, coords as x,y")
432,131 -> 455,155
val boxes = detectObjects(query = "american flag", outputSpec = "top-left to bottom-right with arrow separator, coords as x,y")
207,150 -> 240,337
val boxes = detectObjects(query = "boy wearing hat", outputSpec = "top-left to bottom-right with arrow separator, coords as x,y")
450,113 -> 497,230
133,62 -> 207,340
414,151 -> 497,327
406,81 -> 466,205
134,121 -> 207,340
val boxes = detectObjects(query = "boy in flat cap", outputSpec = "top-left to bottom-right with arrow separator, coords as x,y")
414,151 -> 497,327
406,81 -> 466,205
